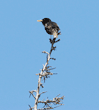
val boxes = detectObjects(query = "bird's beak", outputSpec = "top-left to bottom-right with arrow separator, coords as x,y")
37,19 -> 43,22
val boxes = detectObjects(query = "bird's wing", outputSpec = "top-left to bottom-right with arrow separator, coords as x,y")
52,22 -> 60,30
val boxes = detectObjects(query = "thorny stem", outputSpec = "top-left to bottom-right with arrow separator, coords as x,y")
34,38 -> 57,110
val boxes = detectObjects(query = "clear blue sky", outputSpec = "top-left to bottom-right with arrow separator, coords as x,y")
0,0 -> 99,110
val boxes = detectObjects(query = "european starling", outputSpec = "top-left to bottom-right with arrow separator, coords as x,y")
37,18 -> 61,38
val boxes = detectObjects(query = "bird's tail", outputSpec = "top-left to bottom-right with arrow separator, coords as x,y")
58,32 -> 61,35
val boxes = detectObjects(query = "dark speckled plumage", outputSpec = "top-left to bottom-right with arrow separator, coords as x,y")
37,18 -> 61,38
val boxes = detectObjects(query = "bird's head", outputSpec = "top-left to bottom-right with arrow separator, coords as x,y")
37,18 -> 51,26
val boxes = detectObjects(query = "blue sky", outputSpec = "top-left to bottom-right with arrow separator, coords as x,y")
0,0 -> 99,110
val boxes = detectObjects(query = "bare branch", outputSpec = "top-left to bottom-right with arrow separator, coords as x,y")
50,58 -> 56,60
29,38 -> 64,110
28,105 -> 34,110
38,95 -> 64,109
39,91 -> 47,96
29,90 -> 36,99
40,83 -> 44,88
42,51 -> 49,55
55,39 -> 60,43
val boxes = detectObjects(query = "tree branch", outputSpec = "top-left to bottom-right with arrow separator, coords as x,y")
34,38 -> 60,110
29,38 -> 63,110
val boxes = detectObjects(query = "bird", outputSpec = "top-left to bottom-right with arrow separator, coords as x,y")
37,18 -> 61,38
